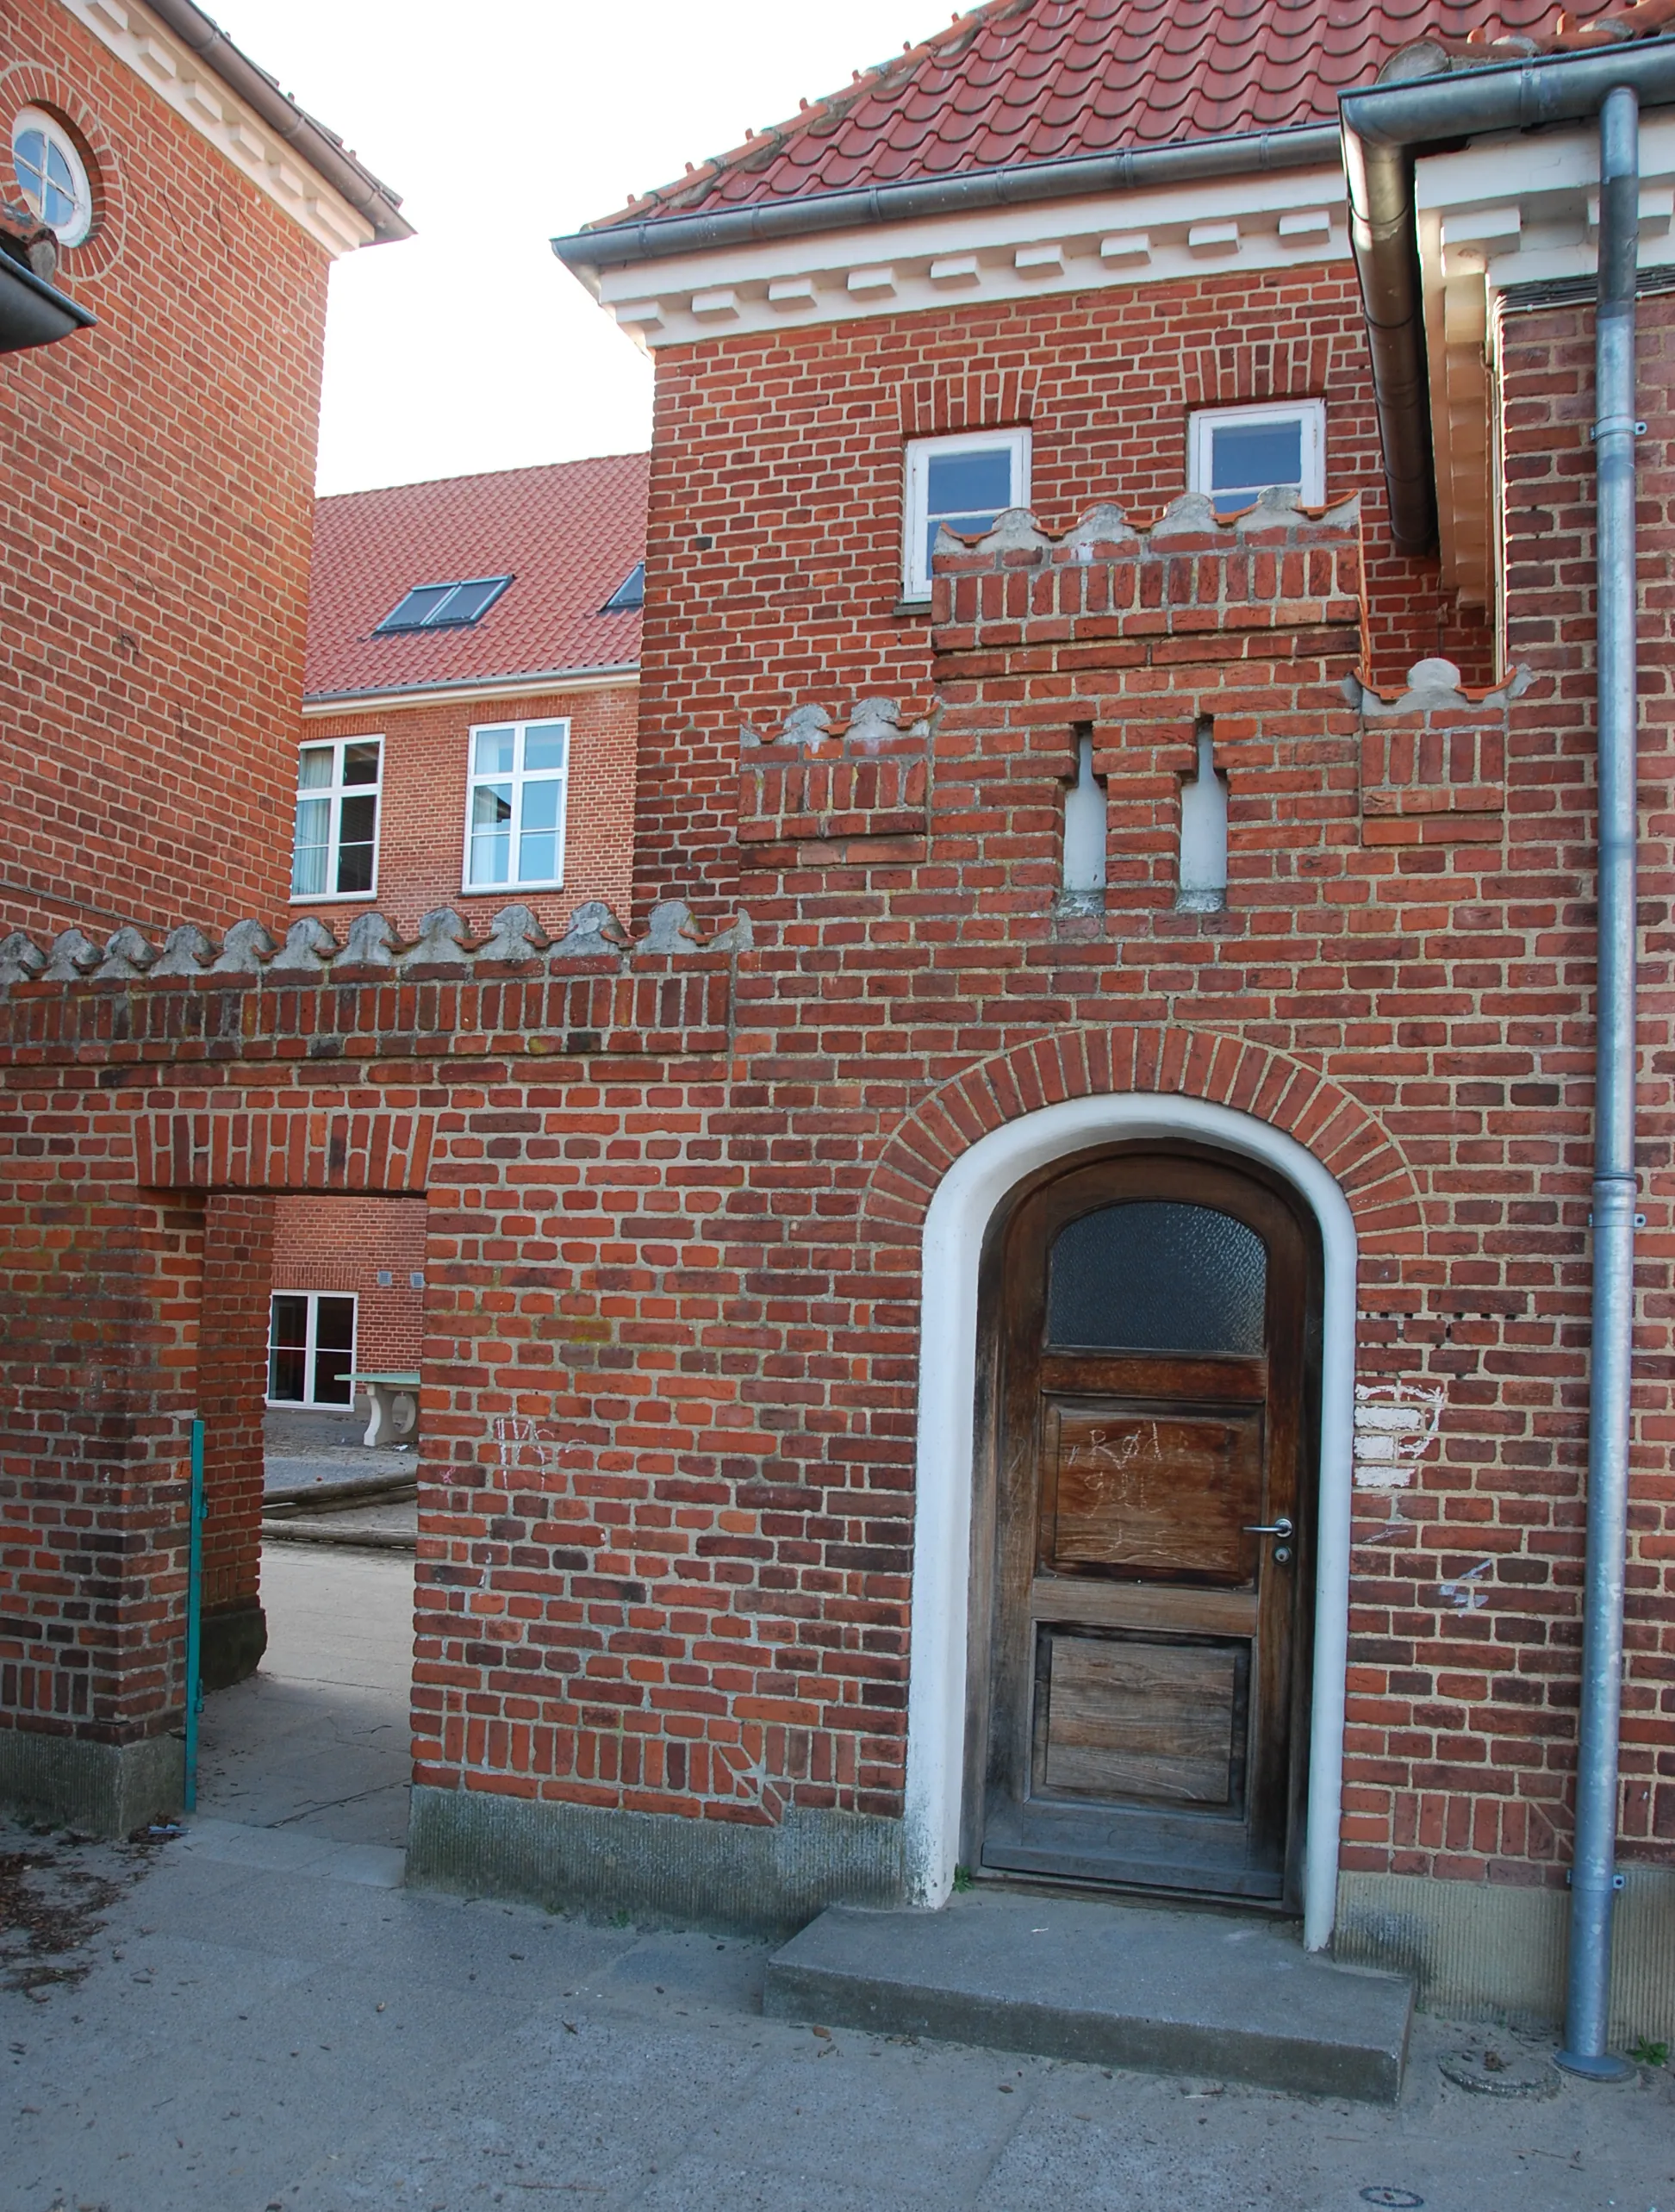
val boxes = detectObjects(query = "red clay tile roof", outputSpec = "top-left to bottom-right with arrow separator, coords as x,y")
589,0 -> 1613,231
303,454 -> 647,700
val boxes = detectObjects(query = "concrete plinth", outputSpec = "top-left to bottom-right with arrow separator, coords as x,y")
0,1725 -> 183,1837
764,1889 -> 1414,2103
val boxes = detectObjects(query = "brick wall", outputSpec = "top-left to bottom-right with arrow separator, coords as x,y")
293,681 -> 638,942
632,265 -> 1497,924
271,1195 -> 427,1374
0,1 -> 329,942
1,464 -> 1666,1895
198,1194 -> 270,1691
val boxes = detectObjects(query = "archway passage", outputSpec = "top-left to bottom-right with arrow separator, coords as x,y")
969,1147 -> 1319,1910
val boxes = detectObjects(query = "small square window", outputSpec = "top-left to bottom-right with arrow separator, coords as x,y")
291,736 -> 382,901
902,428 -> 1031,601
1188,402 -> 1325,517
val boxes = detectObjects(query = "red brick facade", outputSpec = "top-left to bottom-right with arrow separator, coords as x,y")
293,682 -> 638,944
635,268 -> 1493,925
0,1 -> 333,941
271,1194 -> 427,1377
1,8 -> 1671,2033
1,365 -> 1669,2001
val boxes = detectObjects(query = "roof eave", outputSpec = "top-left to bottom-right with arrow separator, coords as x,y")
143,0 -> 411,243
1341,37 -> 1675,558
552,123 -> 1343,274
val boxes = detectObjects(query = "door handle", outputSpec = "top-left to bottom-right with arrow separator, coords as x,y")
1243,1516 -> 1293,1539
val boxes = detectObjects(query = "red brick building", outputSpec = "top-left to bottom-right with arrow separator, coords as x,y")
3,0 -> 1673,2065
1,0 -> 407,944
269,458 -> 645,1433
0,0 -> 402,1689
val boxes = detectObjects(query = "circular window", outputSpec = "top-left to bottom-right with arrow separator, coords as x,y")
11,108 -> 93,246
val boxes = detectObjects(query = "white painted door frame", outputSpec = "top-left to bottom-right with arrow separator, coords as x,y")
900,1092 -> 1358,1950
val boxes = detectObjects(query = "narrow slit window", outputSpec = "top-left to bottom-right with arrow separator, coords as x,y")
1178,720 -> 1228,912
1062,729 -> 1107,901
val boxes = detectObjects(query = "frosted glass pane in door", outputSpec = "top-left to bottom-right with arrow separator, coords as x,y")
1047,1201 -> 1266,1353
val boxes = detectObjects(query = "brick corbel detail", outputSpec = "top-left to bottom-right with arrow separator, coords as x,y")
861,1025 -> 1421,1251
137,1109 -> 433,1193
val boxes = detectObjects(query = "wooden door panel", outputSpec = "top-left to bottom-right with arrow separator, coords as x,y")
1031,1630 -> 1247,1807
1043,1402 -> 1263,1585
979,1149 -> 1313,1909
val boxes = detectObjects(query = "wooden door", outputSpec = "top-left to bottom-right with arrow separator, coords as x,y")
977,1152 -> 1311,1904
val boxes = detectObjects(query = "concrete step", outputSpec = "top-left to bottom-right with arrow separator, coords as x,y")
763,1888 -> 1413,2103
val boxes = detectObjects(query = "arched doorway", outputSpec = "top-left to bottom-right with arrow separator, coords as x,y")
966,1144 -> 1321,1910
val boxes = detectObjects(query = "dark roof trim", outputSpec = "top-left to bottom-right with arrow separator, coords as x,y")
552,123 -> 1342,274
0,242 -> 96,352
1340,38 -> 1675,556
143,0 -> 410,243
302,661 -> 641,707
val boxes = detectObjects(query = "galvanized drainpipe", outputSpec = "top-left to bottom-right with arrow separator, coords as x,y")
1558,81 -> 1641,2085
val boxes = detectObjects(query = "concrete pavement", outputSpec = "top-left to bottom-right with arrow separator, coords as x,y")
3,1544 -> 1671,2209
3,1816 -> 1672,2211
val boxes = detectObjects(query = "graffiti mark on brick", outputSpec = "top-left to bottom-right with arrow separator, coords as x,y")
1438,1560 -> 1493,1612
1354,1380 -> 1445,1489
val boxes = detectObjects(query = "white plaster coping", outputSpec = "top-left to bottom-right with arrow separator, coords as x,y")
64,0 -> 377,257
901,1090 -> 1357,1953
593,168 -> 1349,349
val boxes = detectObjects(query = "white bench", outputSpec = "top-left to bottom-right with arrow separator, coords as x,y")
350,1369 -> 420,1448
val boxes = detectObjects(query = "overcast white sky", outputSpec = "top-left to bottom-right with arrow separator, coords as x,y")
206,2 -> 953,495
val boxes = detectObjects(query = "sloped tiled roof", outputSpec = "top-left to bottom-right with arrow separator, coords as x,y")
587,0 -> 1608,231
304,454 -> 648,700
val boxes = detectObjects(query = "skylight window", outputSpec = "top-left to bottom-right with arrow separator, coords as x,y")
375,576 -> 512,633
601,563 -> 644,613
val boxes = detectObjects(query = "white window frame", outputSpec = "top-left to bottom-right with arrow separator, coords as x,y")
290,735 -> 383,904
1188,400 -> 1326,516
462,718 -> 570,894
11,108 -> 93,247
265,1291 -> 358,1410
901,427 -> 1031,603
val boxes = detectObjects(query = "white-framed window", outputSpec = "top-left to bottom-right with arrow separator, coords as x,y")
1188,401 -> 1325,517
464,719 -> 569,891
290,737 -> 382,901
11,108 -> 93,246
267,1292 -> 357,1408
902,427 -> 1031,601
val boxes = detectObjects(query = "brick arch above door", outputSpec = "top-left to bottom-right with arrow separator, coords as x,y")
862,1025 -> 1422,1253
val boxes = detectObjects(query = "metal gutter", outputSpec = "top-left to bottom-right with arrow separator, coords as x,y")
551,124 -> 1342,274
0,251 -> 96,353
141,0 -> 411,243
1556,82 -> 1641,2087
301,664 -> 640,716
1340,39 -> 1675,553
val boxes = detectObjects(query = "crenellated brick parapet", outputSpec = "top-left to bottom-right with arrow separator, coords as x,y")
737,695 -> 931,863
0,899 -> 750,1065
1348,656 -> 1527,847
929,487 -> 1368,675
0,897 -> 750,993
